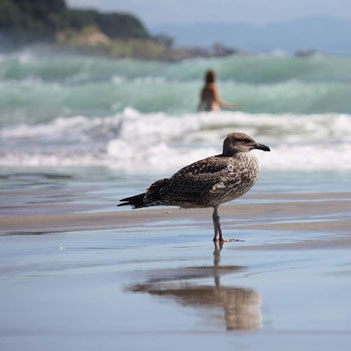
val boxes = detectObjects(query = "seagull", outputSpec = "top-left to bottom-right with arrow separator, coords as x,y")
118,132 -> 270,241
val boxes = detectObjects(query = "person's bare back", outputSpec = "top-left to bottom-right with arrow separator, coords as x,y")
198,70 -> 240,112
200,83 -> 219,111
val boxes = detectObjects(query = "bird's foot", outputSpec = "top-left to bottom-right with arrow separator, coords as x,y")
214,238 -> 244,243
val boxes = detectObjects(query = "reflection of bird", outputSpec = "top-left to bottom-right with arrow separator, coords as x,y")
213,242 -> 261,330
130,242 -> 261,330
118,132 -> 270,241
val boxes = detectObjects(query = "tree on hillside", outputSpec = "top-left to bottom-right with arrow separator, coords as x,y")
0,0 -> 150,43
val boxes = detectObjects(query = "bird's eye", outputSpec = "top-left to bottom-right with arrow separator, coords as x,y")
237,138 -> 251,143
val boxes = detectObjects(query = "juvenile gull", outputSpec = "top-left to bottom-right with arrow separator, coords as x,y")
118,132 -> 270,241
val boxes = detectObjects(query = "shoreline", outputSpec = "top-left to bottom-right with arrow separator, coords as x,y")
1,192 -> 350,237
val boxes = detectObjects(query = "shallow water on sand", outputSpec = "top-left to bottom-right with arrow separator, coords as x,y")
0,167 -> 350,216
1,219 -> 351,350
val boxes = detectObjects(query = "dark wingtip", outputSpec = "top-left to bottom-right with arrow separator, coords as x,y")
117,203 -> 128,207
116,193 -> 146,209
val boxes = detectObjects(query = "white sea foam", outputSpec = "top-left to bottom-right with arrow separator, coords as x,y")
1,109 -> 350,171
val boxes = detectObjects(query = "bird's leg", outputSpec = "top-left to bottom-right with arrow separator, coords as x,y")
217,210 -> 224,242
213,207 -> 243,242
212,207 -> 218,241
212,207 -> 224,241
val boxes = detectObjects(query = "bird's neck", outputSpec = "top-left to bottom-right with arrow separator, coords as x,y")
221,150 -> 244,157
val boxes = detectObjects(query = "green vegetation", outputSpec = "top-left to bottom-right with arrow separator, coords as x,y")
0,0 -> 149,44
0,0 -> 231,61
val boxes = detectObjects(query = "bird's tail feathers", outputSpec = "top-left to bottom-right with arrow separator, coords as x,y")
117,178 -> 169,209
118,193 -> 146,208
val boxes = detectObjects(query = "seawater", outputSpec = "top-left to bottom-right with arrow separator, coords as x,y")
0,50 -> 350,172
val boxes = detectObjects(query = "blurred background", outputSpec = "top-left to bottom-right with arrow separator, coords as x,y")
0,0 -> 350,210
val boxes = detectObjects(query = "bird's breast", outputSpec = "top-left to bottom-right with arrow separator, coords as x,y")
217,153 -> 260,203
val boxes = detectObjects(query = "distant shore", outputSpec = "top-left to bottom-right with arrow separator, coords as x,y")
0,0 -> 240,62
0,38 -> 246,62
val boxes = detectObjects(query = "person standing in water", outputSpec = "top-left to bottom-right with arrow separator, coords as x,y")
198,70 -> 240,112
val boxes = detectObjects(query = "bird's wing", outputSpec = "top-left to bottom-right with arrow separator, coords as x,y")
160,156 -> 237,201
144,178 -> 169,203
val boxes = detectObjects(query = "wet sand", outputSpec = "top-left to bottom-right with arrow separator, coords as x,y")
1,192 -> 350,235
1,192 -> 351,350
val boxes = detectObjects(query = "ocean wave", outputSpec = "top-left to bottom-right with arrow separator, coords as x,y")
1,51 -> 351,129
1,77 -> 351,127
1,109 -> 350,171
2,108 -> 349,142
1,141 -> 349,171
2,51 -> 351,84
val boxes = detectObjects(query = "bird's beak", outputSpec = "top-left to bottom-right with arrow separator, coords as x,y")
254,143 -> 270,152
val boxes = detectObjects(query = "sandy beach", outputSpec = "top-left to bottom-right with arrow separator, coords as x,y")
1,192 -> 350,234
1,190 -> 351,350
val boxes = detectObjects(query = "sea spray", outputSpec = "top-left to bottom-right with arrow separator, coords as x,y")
1,109 -> 350,171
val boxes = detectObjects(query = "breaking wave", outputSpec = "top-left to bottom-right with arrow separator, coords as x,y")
1,108 -> 350,171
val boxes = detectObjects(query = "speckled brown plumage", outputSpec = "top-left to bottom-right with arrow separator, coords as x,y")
118,132 -> 270,241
